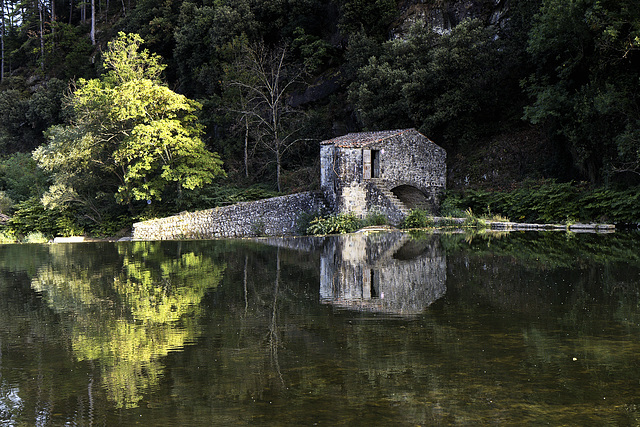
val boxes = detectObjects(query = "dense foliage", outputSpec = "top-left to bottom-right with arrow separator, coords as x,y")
34,33 -> 224,222
306,211 -> 388,235
523,0 -> 640,183
448,181 -> 640,224
0,0 -> 637,236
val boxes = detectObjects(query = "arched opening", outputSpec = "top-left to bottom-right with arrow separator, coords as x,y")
391,185 -> 431,211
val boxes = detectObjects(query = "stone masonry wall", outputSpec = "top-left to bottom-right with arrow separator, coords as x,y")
368,131 -> 446,192
319,233 -> 446,316
366,183 -> 406,225
133,191 -> 327,240
320,144 -> 337,211
320,129 -> 446,223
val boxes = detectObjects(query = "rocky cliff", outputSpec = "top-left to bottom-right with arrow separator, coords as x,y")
394,0 -> 511,36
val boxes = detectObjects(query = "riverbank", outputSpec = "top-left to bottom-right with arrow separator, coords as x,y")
0,216 -> 618,244
429,217 -> 616,233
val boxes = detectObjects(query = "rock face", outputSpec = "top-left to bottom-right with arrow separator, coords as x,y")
394,0 -> 511,36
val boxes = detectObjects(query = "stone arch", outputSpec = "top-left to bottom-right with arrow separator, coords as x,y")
391,185 -> 432,212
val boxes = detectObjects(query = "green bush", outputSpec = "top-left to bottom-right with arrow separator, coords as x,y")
296,210 -> 323,234
306,213 -> 363,235
188,184 -> 280,208
8,198 -> 61,237
363,211 -> 388,227
23,231 -> 48,243
56,215 -> 86,237
462,208 -> 487,228
0,152 -> 50,203
92,215 -> 131,237
439,194 -> 465,218
0,191 -> 13,214
0,229 -> 16,243
401,209 -> 434,229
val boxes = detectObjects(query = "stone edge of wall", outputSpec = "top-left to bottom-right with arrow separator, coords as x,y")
132,191 -> 328,241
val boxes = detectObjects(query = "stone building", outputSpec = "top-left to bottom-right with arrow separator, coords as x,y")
133,128 -> 446,240
320,128 -> 446,224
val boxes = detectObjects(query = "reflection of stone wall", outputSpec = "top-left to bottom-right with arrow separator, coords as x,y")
133,191 -> 327,240
320,233 -> 446,316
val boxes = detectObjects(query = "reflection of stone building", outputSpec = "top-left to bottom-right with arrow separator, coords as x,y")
320,232 -> 446,316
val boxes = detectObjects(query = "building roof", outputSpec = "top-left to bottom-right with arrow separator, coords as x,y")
320,129 -> 414,148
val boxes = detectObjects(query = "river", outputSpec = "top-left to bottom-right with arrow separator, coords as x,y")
0,231 -> 639,425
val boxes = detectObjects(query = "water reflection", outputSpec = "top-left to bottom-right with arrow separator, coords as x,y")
28,242 -> 225,409
0,233 -> 639,425
0,382 -> 22,425
319,232 -> 446,315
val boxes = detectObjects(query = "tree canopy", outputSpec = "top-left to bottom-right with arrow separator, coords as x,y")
0,0 -> 639,236
523,0 -> 640,182
33,33 -> 224,220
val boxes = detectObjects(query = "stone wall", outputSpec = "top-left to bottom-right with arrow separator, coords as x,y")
369,131 -> 446,192
321,146 -> 365,215
366,183 -> 406,225
133,191 -> 327,240
319,144 -> 337,211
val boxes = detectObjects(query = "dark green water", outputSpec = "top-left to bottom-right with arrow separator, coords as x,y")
1,231 -> 640,426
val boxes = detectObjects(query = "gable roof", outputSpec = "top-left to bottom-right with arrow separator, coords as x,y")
321,129 -> 414,148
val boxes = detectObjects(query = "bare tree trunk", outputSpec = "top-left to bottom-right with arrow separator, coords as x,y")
90,0 -> 95,45
1,0 -> 5,82
38,0 -> 44,71
243,255 -> 248,314
229,42 -> 305,192
244,116 -> 249,178
50,0 -> 56,47
269,248 -> 284,386
276,143 -> 282,192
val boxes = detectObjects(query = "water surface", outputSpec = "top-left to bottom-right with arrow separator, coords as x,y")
1,231 -> 639,425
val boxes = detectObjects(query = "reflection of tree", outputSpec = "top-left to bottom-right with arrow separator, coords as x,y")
31,242 -> 225,409
268,248 -> 284,387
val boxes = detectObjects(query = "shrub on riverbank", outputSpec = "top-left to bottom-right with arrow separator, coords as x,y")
400,209 -> 434,229
444,181 -> 640,224
305,211 -> 389,235
306,213 -> 362,235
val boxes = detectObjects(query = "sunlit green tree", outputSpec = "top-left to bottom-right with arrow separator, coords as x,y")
34,32 -> 225,219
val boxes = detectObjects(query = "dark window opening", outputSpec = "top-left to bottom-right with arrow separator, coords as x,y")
370,270 -> 378,298
371,150 -> 380,178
